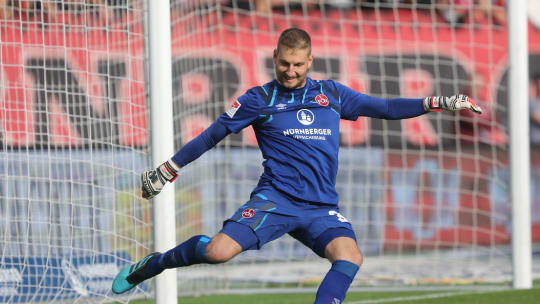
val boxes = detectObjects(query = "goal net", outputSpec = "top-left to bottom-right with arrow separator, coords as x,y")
170,0 -> 540,296
1,0 -> 539,303
0,1 -> 152,302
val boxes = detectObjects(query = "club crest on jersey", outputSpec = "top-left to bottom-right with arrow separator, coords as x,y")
226,100 -> 241,118
315,94 -> 329,106
241,208 -> 255,219
297,109 -> 315,126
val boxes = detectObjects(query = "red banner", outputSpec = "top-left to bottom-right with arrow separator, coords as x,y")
1,10 -> 539,148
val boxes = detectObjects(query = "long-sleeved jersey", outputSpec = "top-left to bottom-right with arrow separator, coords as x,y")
206,77 -> 426,205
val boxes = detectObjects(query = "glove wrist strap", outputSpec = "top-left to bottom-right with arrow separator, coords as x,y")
158,160 -> 180,183
424,96 -> 443,112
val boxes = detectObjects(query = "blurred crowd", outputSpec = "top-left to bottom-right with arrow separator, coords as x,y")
194,0 -> 508,28
0,0 -> 141,24
0,0 -> 508,29
249,0 -> 504,26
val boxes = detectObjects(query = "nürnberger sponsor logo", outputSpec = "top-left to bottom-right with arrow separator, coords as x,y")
282,128 -> 331,141
283,128 -> 332,136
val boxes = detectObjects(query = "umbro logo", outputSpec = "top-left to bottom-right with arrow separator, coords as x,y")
276,103 -> 287,110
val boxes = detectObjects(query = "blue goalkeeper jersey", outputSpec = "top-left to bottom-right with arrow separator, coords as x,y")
217,77 -> 426,205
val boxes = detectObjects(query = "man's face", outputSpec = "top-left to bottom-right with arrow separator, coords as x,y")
273,46 -> 313,89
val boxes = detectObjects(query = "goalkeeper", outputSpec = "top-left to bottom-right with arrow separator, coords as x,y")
113,28 -> 482,303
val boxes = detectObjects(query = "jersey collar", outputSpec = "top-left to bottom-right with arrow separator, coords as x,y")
273,77 -> 313,93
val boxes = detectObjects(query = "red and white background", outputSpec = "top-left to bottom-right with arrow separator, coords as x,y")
2,8 -> 540,246
1,6 -> 540,298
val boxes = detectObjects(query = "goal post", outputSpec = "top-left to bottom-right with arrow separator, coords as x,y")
147,0 -> 178,302
508,0 -> 532,290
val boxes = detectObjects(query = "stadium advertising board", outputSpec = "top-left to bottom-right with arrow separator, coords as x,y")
0,252 -> 146,302
384,150 -> 540,248
0,150 -> 149,301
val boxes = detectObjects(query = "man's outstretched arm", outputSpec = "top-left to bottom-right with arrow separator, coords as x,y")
383,94 -> 483,119
335,81 -> 483,121
141,121 -> 230,199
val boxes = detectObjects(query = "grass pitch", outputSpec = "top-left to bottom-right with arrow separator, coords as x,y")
127,281 -> 540,304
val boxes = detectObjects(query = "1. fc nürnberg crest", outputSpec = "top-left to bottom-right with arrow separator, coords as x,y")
315,94 -> 329,106
242,208 -> 255,219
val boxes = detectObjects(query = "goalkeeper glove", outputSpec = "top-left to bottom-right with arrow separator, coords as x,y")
424,94 -> 483,114
141,160 -> 180,199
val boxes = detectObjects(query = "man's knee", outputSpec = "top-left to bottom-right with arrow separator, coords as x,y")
324,236 -> 363,267
205,233 -> 242,264
348,250 -> 363,267
330,244 -> 363,267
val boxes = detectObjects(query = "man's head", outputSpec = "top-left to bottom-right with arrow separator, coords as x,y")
273,28 -> 313,90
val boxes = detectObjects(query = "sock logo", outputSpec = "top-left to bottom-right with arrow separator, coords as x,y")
332,298 -> 341,304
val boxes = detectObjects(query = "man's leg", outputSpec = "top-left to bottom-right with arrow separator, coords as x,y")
112,227 -> 250,294
146,232 -> 244,274
314,234 -> 362,304
306,226 -> 362,304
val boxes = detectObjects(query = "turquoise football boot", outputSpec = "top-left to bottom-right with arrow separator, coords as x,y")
112,252 -> 160,294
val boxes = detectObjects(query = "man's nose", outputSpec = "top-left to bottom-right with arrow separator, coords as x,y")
286,68 -> 296,76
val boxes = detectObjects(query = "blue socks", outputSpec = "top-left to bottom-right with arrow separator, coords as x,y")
314,260 -> 359,304
143,236 -> 360,304
146,235 -> 211,277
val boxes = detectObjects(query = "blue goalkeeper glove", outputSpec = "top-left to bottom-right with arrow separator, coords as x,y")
141,160 -> 180,199
424,94 -> 483,114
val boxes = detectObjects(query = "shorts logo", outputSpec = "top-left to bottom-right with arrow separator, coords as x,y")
241,208 -> 255,219
329,210 -> 349,223
297,109 -> 315,126
226,100 -> 242,118
315,94 -> 329,106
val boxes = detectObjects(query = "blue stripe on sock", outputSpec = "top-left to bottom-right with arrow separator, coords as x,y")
332,260 -> 359,280
195,236 -> 211,262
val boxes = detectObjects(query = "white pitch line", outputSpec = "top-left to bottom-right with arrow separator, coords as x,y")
346,290 -> 476,304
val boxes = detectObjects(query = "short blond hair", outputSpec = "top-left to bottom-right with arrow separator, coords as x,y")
277,28 -> 311,55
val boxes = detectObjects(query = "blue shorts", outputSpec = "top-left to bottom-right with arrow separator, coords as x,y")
220,182 -> 356,258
